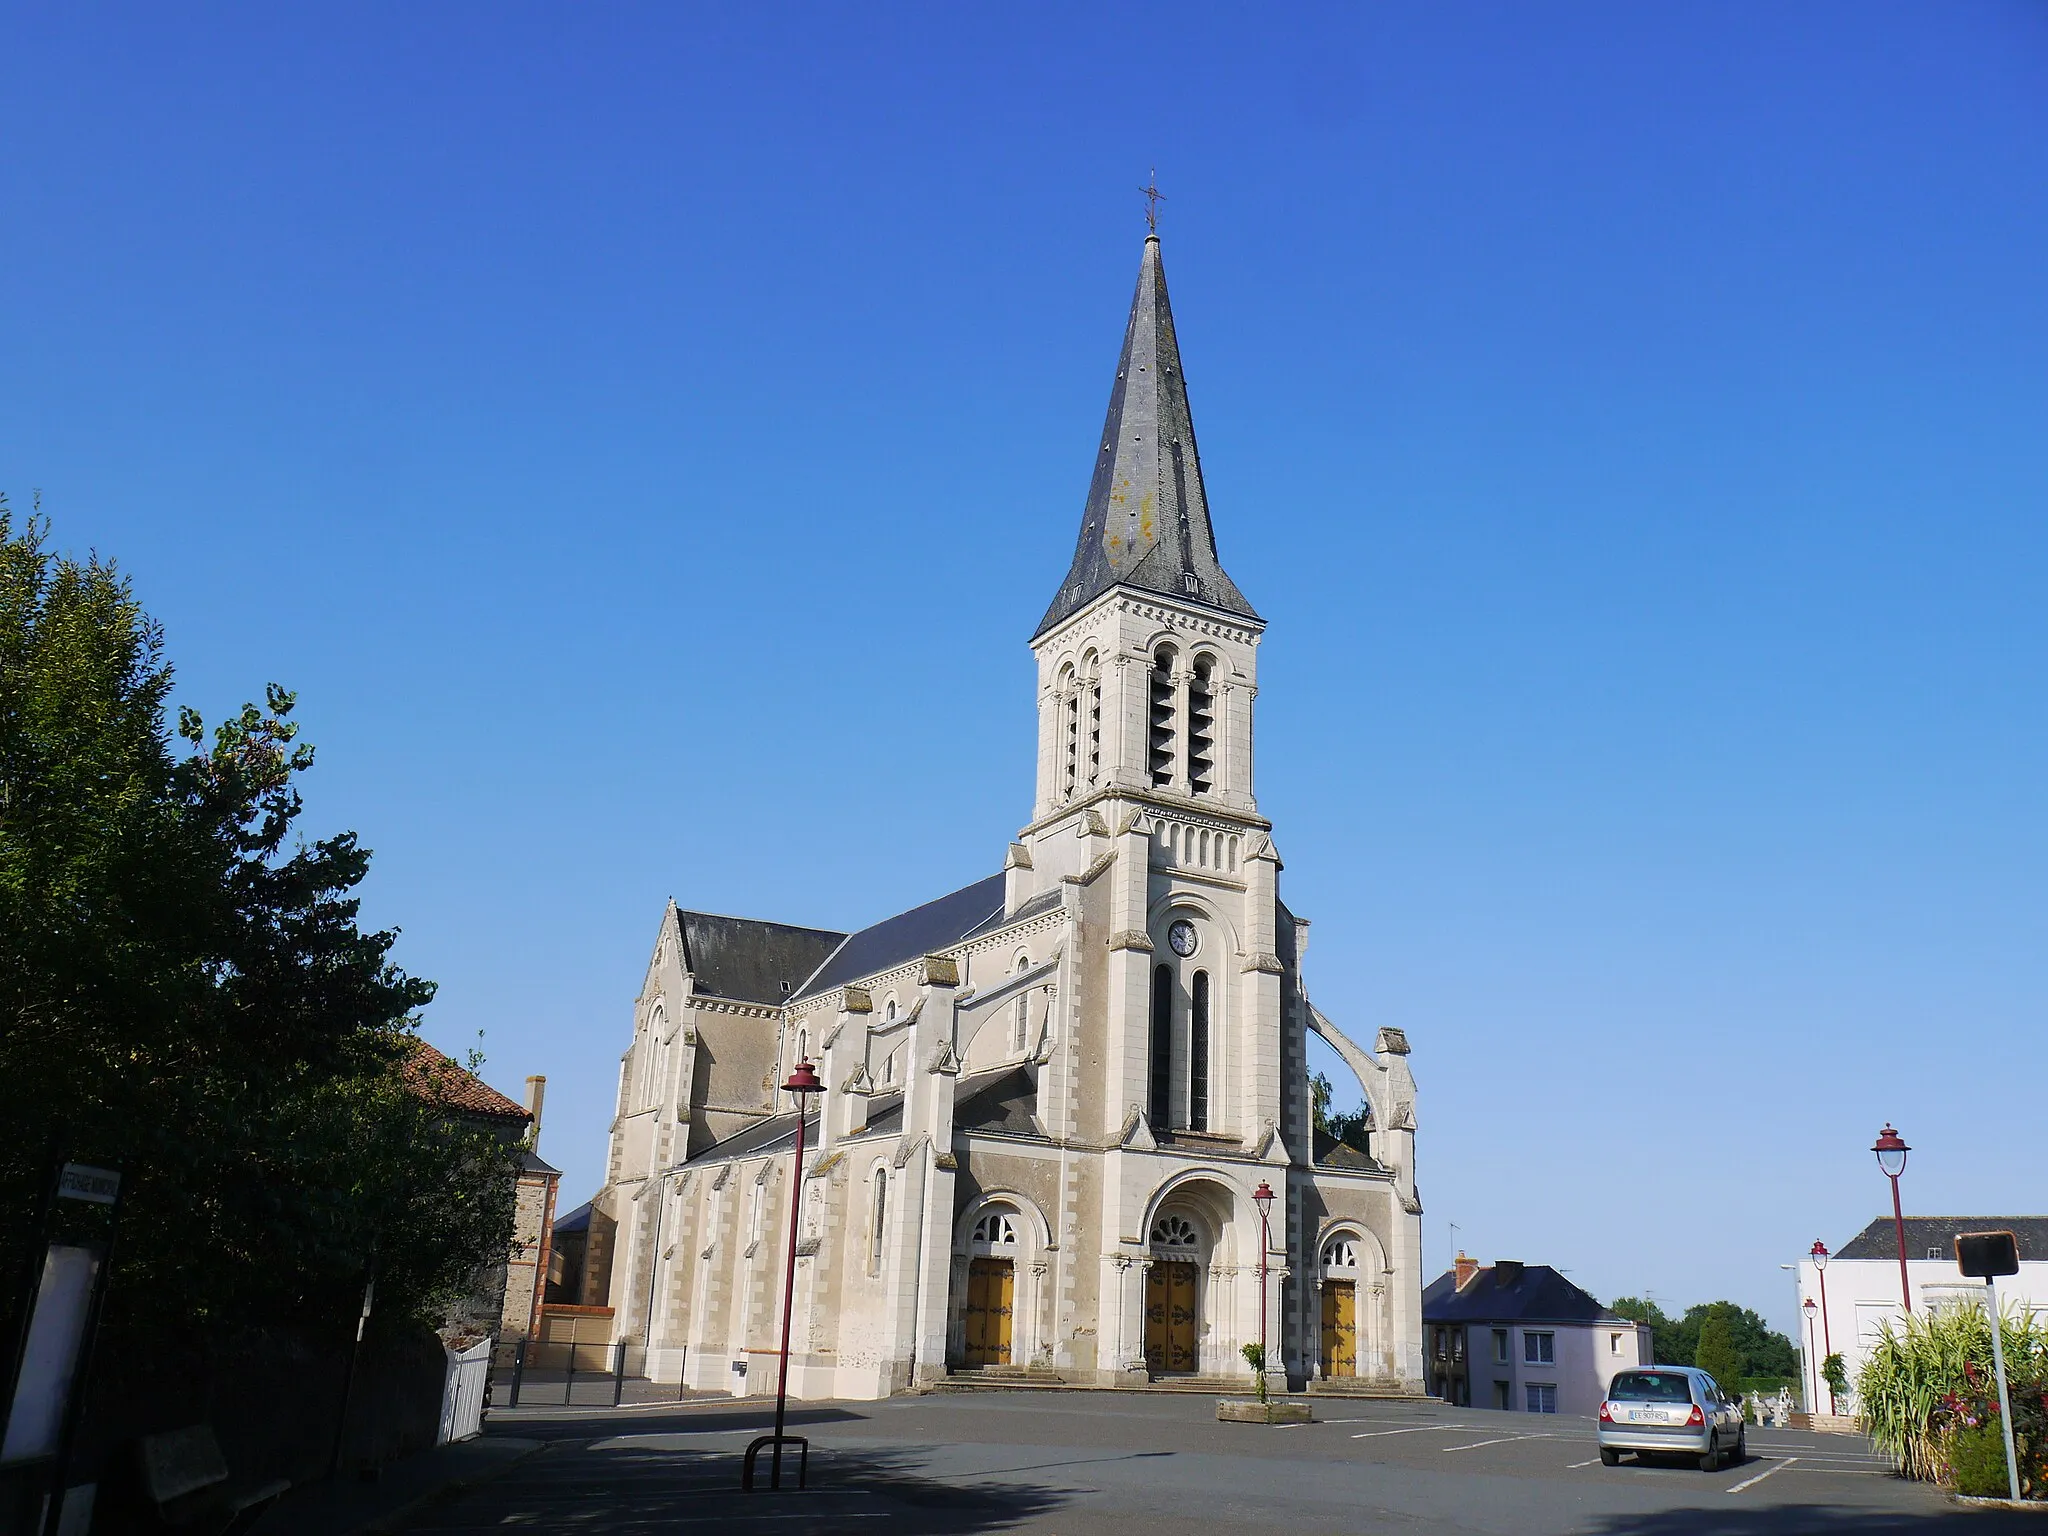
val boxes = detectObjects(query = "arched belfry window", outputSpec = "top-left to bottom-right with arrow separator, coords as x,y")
1012,952 -> 1031,1053
1083,652 -> 1103,786
1188,655 -> 1215,794
1058,663 -> 1079,801
1148,646 -> 1177,787
1189,970 -> 1210,1131
1149,965 -> 1173,1126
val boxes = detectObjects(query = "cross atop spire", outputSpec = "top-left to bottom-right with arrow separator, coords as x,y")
1140,170 -> 1165,234
1035,233 -> 1258,639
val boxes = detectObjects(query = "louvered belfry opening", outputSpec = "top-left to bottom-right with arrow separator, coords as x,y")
1062,681 -> 1080,800
1148,646 -> 1176,787
1086,674 -> 1102,784
1187,656 -> 1215,794
1189,969 -> 1210,1131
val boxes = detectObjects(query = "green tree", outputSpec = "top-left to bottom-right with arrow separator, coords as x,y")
0,501 -> 515,1338
1309,1071 -> 1373,1156
1609,1296 -> 1683,1365
1695,1303 -> 1748,1394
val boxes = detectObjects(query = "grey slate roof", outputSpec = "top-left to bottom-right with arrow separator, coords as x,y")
691,1109 -> 823,1163
1423,1263 -> 1624,1326
678,911 -> 846,1005
1312,1129 -> 1383,1172
1836,1217 -> 2048,1263
552,1201 -> 592,1235
1036,234 -> 1258,639
954,1065 -> 1044,1139
793,874 -> 1007,1000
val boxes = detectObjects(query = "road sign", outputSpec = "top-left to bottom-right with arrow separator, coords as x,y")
1954,1231 -> 2020,1280
55,1166 -> 119,1205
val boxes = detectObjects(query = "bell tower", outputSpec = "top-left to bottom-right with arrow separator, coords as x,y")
1027,232 -> 1264,829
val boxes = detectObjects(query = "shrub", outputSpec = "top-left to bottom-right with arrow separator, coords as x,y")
1858,1301 -> 2048,1495
1949,1421 -> 2014,1499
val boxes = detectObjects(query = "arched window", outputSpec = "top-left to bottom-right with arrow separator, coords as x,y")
881,1047 -> 895,1087
1148,646 -> 1176,787
1323,1235 -> 1360,1271
1188,655 -> 1215,794
1150,1213 -> 1200,1252
1013,952 -> 1031,1053
1189,970 -> 1210,1131
795,1026 -> 808,1069
971,1209 -> 1020,1251
1149,965 -> 1173,1126
1085,655 -> 1103,785
1061,665 -> 1080,801
868,1169 -> 887,1274
748,1173 -> 767,1250
883,995 -> 898,1023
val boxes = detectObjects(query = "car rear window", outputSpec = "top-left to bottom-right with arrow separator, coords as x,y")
1609,1371 -> 1693,1403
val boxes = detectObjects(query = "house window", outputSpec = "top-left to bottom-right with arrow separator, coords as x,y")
1493,1381 -> 1511,1410
1433,1329 -> 1448,1360
1611,1332 -> 1624,1355
1525,1331 -> 1555,1366
1526,1383 -> 1557,1414
1492,1328 -> 1509,1363
1452,1331 -> 1465,1362
1927,1247 -> 1944,1260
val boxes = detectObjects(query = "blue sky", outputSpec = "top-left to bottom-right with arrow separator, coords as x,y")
4,3 -> 2043,1336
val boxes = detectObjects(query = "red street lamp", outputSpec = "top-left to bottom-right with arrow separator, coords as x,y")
1872,1123 -> 1912,1312
1252,1180 -> 1276,1393
743,1057 -> 824,1490
1809,1241 -> 1836,1414
1802,1299 -> 1820,1414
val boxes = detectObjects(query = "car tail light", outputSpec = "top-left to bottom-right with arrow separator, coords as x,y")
1598,1402 -> 1613,1423
1686,1404 -> 1705,1427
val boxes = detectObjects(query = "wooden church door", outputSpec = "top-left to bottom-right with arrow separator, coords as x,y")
1143,1262 -> 1199,1374
1320,1281 -> 1357,1377
963,1257 -> 1014,1367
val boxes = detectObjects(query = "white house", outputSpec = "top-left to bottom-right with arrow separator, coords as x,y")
1422,1256 -> 1653,1416
1796,1216 -> 2048,1413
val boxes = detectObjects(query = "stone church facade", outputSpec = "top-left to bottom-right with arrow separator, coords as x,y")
586,232 -> 1426,1399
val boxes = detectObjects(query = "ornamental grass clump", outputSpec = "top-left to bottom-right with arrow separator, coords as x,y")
1858,1301 -> 2048,1497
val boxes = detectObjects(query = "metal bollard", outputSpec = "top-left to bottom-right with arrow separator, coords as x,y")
509,1338 -> 526,1409
678,1346 -> 689,1401
612,1340 -> 626,1407
564,1337 -> 577,1406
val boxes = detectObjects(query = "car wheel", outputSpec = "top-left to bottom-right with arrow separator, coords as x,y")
1731,1427 -> 1747,1465
1600,1447 -> 1620,1466
1699,1437 -> 1721,1473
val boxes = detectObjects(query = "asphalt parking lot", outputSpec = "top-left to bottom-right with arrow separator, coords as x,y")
423,1389 -> 2034,1534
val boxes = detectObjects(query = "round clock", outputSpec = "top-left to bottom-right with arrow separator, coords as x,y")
1167,919 -> 1199,957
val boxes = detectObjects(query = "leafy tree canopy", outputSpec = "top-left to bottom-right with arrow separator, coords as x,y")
1310,1070 -> 1372,1154
1608,1295 -> 1798,1381
0,500 -> 515,1340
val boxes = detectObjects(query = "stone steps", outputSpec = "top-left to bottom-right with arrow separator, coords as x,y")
1307,1376 -> 1429,1399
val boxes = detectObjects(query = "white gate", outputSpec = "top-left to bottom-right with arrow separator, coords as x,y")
438,1337 -> 492,1443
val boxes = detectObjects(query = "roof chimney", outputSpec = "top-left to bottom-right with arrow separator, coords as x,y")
1454,1251 -> 1479,1291
523,1074 -> 546,1146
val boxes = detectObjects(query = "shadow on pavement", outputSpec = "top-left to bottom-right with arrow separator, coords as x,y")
404,1435 -> 1075,1534
485,1403 -> 869,1443
1582,1501 -> 2043,1534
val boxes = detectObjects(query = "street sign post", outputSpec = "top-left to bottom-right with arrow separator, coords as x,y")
1954,1231 -> 2022,1503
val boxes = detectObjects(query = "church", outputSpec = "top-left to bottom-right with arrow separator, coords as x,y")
583,231 -> 1426,1399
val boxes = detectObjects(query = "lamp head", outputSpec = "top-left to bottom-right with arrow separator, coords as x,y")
1252,1180 -> 1275,1218
785,1058 -> 824,1096
1803,1297 -> 1817,1314
1872,1123 -> 1909,1179
1810,1239 -> 1829,1270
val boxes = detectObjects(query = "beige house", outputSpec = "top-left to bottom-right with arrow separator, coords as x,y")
586,232 -> 1426,1399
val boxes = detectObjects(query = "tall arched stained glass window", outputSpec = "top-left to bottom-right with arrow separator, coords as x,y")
1189,970 -> 1210,1131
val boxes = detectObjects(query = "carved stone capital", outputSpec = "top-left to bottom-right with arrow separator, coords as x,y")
840,986 -> 873,1014
921,955 -> 960,987
1374,1026 -> 1410,1056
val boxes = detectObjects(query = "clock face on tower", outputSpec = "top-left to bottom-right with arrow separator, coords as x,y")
1167,920 -> 1198,957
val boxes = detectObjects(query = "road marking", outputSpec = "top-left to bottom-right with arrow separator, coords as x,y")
1351,1424 -> 1468,1439
1566,1456 -> 1604,1468
1728,1456 -> 1796,1493
1442,1433 -> 1554,1452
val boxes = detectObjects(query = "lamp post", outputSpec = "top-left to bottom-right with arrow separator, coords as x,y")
1252,1180 -> 1275,1395
1802,1299 -> 1819,1415
743,1057 -> 822,1490
1872,1123 -> 1912,1312
1809,1241 -> 1836,1414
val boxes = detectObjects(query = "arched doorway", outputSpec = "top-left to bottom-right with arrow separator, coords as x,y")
963,1208 -> 1018,1368
1319,1233 -> 1362,1378
1144,1212 -> 1204,1375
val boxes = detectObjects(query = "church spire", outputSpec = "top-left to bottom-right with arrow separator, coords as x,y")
1036,234 -> 1259,639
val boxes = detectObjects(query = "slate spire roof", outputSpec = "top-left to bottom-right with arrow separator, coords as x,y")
1036,234 -> 1258,639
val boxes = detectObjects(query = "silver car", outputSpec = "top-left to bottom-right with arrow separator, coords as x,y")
1597,1366 -> 1747,1470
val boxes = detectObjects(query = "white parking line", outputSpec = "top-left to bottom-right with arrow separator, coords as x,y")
1727,1456 -> 1797,1493
1565,1457 -> 1603,1468
1442,1433 -> 1555,1452
1351,1424 -> 1469,1439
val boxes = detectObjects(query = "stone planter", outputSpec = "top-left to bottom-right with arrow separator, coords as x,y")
1217,1398 -> 1311,1425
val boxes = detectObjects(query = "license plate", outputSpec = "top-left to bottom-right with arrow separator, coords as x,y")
1628,1409 -> 1662,1423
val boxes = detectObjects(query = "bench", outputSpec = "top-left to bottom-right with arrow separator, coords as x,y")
136,1426 -> 288,1532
